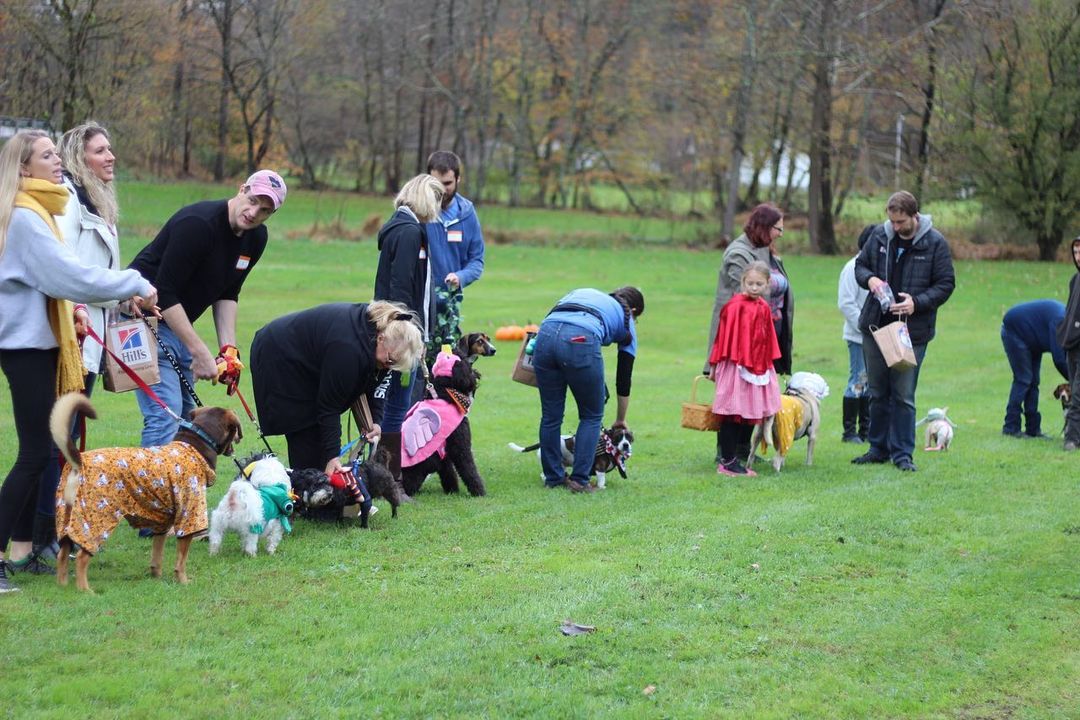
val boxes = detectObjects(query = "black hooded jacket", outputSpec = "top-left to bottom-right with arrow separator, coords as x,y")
1057,239 -> 1080,350
373,207 -> 433,333
250,303 -> 386,467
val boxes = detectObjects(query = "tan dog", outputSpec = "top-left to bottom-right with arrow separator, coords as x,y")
50,393 -> 241,593
749,372 -> 829,473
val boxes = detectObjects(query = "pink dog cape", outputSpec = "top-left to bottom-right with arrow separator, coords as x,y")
400,398 -> 465,467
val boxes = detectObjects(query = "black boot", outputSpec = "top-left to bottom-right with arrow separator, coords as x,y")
858,396 -> 870,442
842,397 -> 862,443
31,512 -> 59,561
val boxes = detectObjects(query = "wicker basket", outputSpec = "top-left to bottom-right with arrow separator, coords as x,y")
681,375 -> 722,431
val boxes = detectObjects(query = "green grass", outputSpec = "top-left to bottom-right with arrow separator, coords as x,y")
1,183 -> 1078,718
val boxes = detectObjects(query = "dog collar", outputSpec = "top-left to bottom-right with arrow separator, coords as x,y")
178,418 -> 229,455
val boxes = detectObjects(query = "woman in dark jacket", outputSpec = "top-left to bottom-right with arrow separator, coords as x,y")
250,301 -> 423,476
372,174 -> 444,480
703,203 -> 794,462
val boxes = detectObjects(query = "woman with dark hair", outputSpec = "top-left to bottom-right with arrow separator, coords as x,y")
703,203 -> 794,463
532,286 -> 644,493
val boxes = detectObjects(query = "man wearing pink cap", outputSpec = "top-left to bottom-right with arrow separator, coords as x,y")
128,170 -> 287,447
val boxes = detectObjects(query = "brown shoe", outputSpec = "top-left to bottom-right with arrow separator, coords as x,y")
566,479 -> 596,494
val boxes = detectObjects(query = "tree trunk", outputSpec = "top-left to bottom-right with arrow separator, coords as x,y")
807,0 -> 839,255
214,0 -> 233,182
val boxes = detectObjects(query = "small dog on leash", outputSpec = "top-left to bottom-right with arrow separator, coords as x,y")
508,426 -> 634,489
918,407 -> 956,451
208,455 -> 294,556
456,332 -> 497,364
51,393 -> 241,592
750,371 -> 829,473
1054,383 -> 1071,414
289,447 -> 400,527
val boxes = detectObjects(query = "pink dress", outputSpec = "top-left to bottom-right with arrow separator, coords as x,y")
711,361 -> 780,422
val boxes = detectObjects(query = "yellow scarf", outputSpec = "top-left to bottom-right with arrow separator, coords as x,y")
14,178 -> 84,396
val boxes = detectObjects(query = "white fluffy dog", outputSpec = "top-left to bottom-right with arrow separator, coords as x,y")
209,456 -> 294,556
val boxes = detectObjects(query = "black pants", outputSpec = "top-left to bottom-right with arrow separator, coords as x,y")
0,348 -> 58,552
285,425 -> 328,472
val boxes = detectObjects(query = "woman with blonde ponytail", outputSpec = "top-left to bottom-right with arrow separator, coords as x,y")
0,131 -> 157,592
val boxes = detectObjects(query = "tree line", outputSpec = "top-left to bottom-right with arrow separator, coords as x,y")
1,0 -> 1077,258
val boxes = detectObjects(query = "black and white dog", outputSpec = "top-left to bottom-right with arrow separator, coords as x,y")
508,427 -> 634,489
288,446 -> 402,527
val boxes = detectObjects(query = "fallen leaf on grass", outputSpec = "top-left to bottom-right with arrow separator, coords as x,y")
750,563 -> 760,571
560,621 -> 596,636
642,684 -> 657,695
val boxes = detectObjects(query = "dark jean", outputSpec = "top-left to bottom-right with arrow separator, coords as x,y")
844,340 -> 868,398
381,365 -> 421,434
1065,348 -> 1080,445
533,320 -> 605,486
1000,324 -> 1043,435
134,321 -> 195,447
862,333 -> 927,464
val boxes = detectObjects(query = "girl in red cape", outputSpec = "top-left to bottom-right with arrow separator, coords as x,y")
708,261 -> 781,476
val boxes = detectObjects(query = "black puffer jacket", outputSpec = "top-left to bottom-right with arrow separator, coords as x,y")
855,214 -> 955,345
373,207 -> 434,334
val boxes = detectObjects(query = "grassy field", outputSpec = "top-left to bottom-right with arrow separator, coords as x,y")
1,182 -> 1078,718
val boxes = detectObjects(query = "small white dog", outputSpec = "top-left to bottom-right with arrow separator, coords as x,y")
208,456 -> 295,556
917,407 -> 956,451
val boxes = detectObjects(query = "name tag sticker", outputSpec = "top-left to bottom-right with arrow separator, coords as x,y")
419,248 -> 427,259
448,230 -> 463,243
235,255 -> 251,270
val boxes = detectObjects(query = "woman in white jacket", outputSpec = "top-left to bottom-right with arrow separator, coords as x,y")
31,123 -> 123,563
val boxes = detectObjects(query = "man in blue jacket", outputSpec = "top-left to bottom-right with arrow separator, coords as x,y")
851,191 -> 956,472
424,151 -> 485,350
1001,299 -> 1068,438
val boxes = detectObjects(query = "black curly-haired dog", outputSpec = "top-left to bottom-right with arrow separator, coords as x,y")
401,350 -> 486,497
288,447 -> 403,527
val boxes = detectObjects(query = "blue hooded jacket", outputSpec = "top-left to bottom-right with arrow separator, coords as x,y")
424,194 -> 484,294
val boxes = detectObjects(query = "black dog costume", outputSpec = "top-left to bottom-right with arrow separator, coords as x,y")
400,349 -> 486,497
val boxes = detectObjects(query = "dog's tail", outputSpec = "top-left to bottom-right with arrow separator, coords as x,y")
50,392 -> 97,506
508,441 -> 541,453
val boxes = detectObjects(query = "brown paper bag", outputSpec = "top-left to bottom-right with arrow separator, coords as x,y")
511,331 -> 538,387
871,320 -> 917,370
102,315 -> 160,392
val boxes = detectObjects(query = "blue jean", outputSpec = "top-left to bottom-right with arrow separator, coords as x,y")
381,365 -> 421,433
1000,324 -> 1043,435
844,340 -> 868,398
862,333 -> 927,464
533,321 -> 605,486
135,322 -> 196,447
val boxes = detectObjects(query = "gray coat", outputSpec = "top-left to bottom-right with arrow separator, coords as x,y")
703,233 -> 794,375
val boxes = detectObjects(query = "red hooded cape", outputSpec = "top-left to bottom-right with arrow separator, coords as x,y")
708,293 -> 781,375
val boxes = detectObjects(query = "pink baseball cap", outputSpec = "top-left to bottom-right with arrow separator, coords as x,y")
244,170 -> 287,209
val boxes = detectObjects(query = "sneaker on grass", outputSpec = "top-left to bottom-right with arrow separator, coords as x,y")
0,561 -> 18,593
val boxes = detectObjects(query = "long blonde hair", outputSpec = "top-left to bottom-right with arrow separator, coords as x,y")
394,174 -> 444,223
367,300 -> 424,372
0,130 -> 51,258
59,122 -> 118,225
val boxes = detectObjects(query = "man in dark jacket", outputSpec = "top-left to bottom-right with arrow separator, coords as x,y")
851,191 -> 956,472
1056,237 -> 1080,450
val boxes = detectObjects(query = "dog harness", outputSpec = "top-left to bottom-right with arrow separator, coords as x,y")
599,434 -> 630,478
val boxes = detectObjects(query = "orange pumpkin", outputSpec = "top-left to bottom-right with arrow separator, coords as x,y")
523,323 -> 540,333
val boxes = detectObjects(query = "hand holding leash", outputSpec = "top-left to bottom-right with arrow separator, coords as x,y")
214,344 -> 244,395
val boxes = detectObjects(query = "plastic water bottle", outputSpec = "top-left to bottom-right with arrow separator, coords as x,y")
875,282 -> 895,312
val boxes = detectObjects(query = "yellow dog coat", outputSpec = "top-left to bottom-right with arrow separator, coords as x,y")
759,394 -> 804,457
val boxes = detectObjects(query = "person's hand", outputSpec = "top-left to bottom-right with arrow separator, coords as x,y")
135,286 -> 159,312
214,345 -> 244,393
893,292 -> 916,316
191,345 -> 219,380
73,306 -> 90,338
612,420 -> 628,430
867,277 -> 885,294
445,272 -> 460,290
324,456 -> 344,477
365,423 -> 382,444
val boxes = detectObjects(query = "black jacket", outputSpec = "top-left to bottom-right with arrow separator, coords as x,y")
250,303 -> 386,467
855,215 -> 955,345
373,208 -> 433,333
1057,239 -> 1080,350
